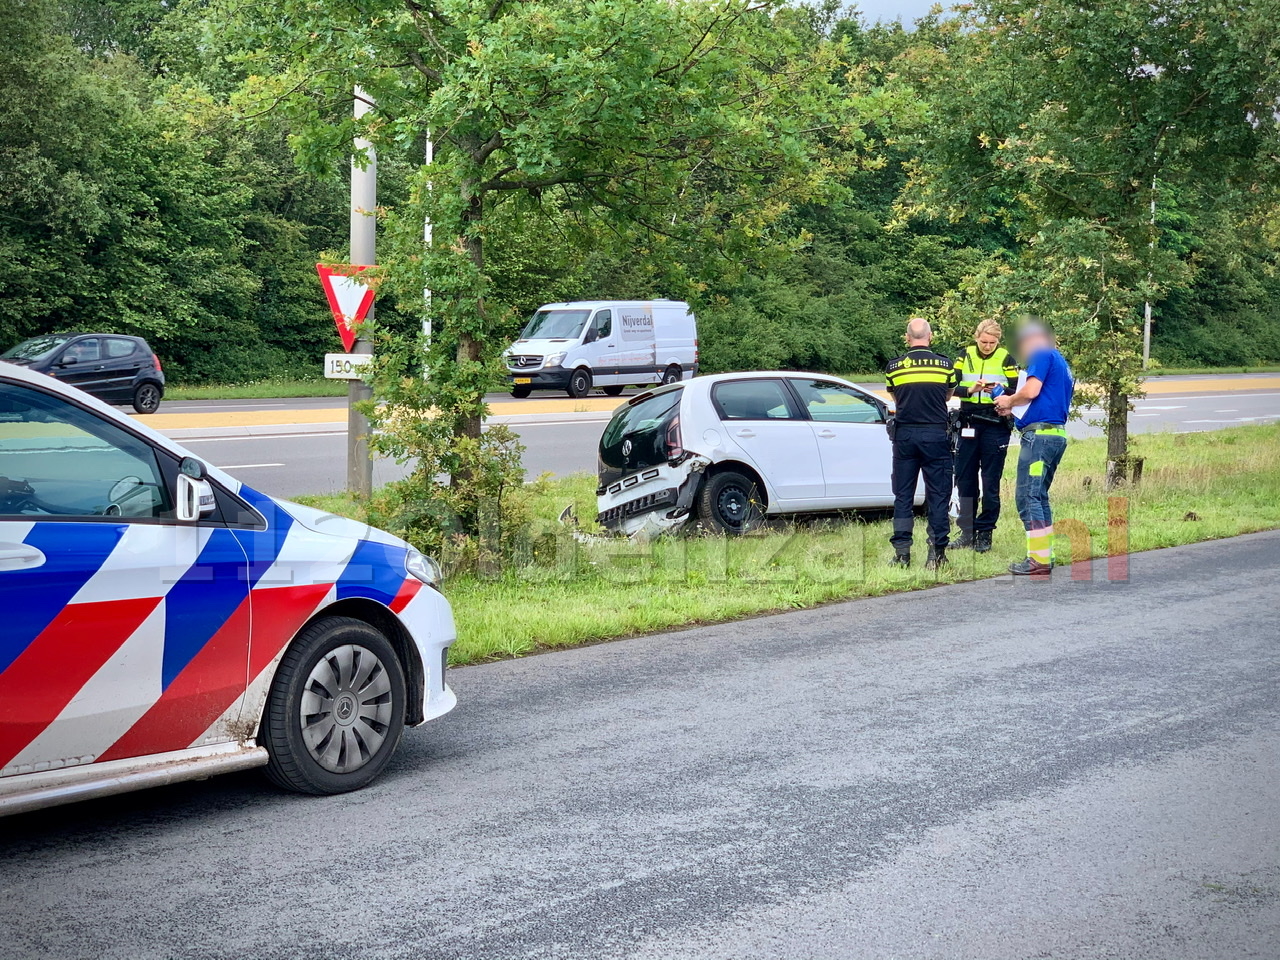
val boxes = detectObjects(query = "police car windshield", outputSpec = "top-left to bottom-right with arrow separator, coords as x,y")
3,334 -> 71,362
520,309 -> 590,340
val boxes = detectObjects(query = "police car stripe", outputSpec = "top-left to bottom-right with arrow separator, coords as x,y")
336,539 -> 410,608
0,595 -> 163,768
160,527 -> 250,690
0,523 -> 126,675
6,600 -> 169,770
99,595 -> 255,762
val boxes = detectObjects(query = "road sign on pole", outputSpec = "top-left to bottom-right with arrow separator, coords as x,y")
316,264 -> 375,352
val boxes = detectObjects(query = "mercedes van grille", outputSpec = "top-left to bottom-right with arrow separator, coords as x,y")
507,355 -> 542,369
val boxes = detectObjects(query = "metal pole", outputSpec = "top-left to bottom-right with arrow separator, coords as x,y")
1142,174 -> 1156,370
423,132 -> 433,375
349,87 -> 376,497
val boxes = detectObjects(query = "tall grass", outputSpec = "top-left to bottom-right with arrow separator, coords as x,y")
300,424 -> 1280,665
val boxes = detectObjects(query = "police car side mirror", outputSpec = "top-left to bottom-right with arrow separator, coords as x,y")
175,457 -> 211,522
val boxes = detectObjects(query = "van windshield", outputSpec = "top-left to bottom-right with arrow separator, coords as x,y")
520,309 -> 590,340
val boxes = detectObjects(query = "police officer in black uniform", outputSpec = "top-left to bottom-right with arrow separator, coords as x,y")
885,318 -> 959,570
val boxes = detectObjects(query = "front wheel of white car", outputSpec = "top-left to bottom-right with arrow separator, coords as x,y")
261,617 -> 407,795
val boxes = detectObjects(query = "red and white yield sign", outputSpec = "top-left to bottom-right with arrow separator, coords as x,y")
316,264 -> 375,351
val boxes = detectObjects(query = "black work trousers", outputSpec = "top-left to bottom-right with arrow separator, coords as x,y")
890,423 -> 953,551
954,417 -> 1012,535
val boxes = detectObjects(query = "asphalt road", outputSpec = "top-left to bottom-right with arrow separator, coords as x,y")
167,378 -> 1280,499
2,532 -> 1278,960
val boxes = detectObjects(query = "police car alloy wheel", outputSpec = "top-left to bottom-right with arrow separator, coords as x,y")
261,617 -> 407,795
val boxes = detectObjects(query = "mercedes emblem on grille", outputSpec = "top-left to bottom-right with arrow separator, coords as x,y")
622,439 -> 633,456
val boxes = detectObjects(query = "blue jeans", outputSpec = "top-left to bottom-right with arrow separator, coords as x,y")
1014,427 -> 1067,532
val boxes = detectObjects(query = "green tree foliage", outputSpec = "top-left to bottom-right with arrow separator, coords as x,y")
899,0 -> 1280,477
226,0 -> 872,546
0,0 -> 350,382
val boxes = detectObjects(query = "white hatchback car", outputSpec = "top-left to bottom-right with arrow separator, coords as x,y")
0,361 -> 456,816
597,372 -> 918,535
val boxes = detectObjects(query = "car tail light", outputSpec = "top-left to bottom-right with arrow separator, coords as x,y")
666,414 -> 684,460
694,339 -> 699,364
152,353 -> 163,372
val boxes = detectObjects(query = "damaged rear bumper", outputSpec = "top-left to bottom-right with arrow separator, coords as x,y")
597,456 -> 711,536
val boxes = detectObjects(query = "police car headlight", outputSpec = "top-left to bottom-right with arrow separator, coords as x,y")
543,352 -> 566,369
405,548 -> 443,589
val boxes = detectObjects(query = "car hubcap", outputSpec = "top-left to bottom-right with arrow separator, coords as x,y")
718,485 -> 749,525
139,386 -> 158,408
300,643 -> 393,774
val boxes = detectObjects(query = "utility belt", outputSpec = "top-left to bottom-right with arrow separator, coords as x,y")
1019,422 -> 1068,439
957,403 -> 1012,431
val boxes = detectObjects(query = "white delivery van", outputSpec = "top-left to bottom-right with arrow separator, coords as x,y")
504,300 -> 698,398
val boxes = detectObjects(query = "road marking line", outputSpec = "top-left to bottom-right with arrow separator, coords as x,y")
218,463 -> 285,470
178,432 -> 348,443
1134,404 -> 1186,410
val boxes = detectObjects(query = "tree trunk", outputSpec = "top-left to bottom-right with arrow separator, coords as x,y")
455,184 -> 485,448
1104,380 -> 1142,489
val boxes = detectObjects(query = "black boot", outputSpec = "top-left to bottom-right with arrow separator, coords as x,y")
1009,557 -> 1051,576
890,550 -> 911,568
949,530 -> 974,550
973,530 -> 993,553
925,544 -> 948,571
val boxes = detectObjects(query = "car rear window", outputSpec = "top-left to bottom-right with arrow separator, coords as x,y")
599,388 -> 682,475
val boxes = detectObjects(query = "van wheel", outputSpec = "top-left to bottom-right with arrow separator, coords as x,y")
260,617 -> 406,795
602,385 -> 624,397
567,369 -> 593,398
661,365 -> 682,386
511,385 -> 532,399
698,470 -> 764,535
132,382 -> 162,414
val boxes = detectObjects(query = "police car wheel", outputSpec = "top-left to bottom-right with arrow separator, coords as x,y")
698,470 -> 763,535
261,617 -> 407,796
132,383 -> 162,414
511,385 -> 532,399
567,368 -> 592,398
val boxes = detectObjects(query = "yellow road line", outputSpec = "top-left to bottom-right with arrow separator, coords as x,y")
136,375 -> 1277,430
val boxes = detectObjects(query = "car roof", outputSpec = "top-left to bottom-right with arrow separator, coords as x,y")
690,371 -> 867,387
0,360 -> 237,492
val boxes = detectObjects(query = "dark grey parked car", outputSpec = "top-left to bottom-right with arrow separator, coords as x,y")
1,333 -> 166,413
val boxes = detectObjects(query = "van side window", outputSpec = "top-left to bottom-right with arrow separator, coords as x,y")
0,383 -> 171,520
711,380 -> 798,421
593,310 -> 612,339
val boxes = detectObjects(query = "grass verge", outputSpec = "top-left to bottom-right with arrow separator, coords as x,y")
165,378 -> 348,400
298,424 -> 1280,666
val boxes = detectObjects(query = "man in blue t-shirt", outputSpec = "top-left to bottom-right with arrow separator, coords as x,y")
993,321 -> 1075,575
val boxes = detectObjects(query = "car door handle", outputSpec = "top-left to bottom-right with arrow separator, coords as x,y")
0,542 -> 46,571
817,429 -> 837,439
735,428 -> 756,439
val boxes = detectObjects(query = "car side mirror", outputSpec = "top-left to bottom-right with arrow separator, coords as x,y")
175,457 -> 211,522
57,356 -> 78,367
583,327 -> 598,344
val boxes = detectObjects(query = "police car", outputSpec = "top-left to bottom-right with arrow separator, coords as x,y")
0,361 -> 456,816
